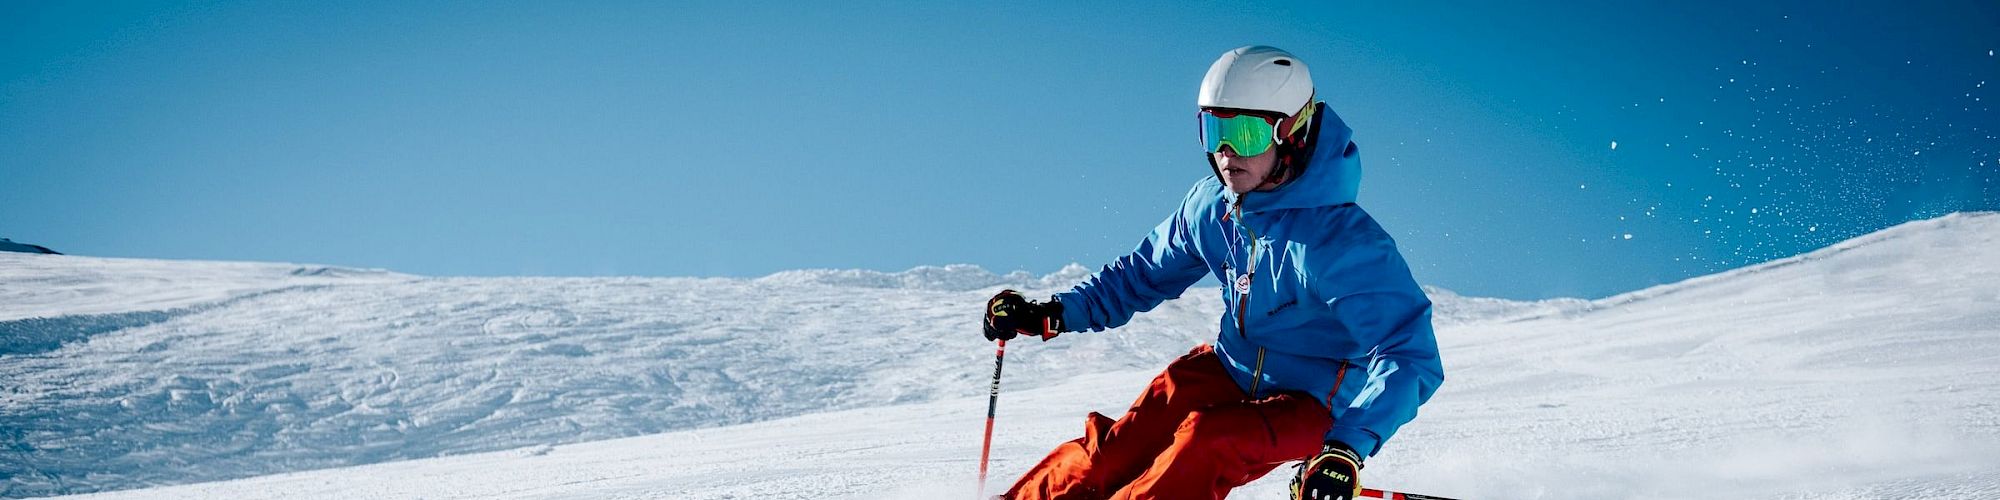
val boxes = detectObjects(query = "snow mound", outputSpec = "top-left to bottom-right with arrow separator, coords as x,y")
0,254 -> 408,322
755,263 -> 1093,292
1581,211 -> 2000,312
1420,285 -> 1590,326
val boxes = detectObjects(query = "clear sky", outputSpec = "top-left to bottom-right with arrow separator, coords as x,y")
4,1 -> 1995,299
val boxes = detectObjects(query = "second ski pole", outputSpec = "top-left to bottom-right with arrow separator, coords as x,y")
975,338 -> 1007,499
1360,487 -> 1461,500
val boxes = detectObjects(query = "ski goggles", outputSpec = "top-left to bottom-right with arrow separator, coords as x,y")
1199,102 -> 1317,157
1199,109 -> 1282,157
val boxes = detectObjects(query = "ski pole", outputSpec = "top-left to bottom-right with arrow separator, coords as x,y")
1360,487 -> 1461,500
976,338 -> 1007,499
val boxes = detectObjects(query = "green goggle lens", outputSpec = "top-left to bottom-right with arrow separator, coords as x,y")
1200,112 -> 1277,157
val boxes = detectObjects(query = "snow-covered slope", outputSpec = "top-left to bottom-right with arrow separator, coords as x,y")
1395,211 -> 2000,498
9,212 -> 2000,499
0,256 -> 1201,497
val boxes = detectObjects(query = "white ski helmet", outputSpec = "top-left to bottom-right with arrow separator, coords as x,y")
1198,45 -> 1323,184
1199,45 -> 1315,119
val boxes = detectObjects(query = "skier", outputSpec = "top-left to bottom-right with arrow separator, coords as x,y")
982,46 -> 1444,500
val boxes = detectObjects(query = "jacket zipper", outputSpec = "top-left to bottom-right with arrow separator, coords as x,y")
1238,283 -> 1268,398
1230,200 -> 1268,398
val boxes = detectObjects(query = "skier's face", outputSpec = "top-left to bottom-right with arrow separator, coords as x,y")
1213,146 -> 1280,195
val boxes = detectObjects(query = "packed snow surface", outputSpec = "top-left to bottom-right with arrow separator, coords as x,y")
5,212 -> 1998,499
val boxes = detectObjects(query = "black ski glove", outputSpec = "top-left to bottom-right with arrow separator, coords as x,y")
1291,441 -> 1363,500
983,290 -> 1064,342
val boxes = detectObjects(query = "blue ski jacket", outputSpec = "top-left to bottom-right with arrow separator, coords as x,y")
1053,105 -> 1443,457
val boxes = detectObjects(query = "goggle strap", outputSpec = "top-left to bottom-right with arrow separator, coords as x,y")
1278,98 -> 1317,143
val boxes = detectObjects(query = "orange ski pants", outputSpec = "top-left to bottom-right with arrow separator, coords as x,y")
1002,344 -> 1334,500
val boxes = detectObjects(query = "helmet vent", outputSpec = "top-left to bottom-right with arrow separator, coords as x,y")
1273,59 -> 1292,66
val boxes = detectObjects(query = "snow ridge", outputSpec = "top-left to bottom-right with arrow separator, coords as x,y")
1419,285 -> 1590,326
1506,211 -> 1999,320
755,263 -> 1094,291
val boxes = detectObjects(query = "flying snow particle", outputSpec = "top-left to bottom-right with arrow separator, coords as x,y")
1750,208 -> 1758,214
1809,226 -> 1818,232
1610,141 -> 1619,150
1580,184 -> 1588,189
1623,234 -> 1633,240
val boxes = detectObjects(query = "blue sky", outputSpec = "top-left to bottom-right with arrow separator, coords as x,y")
3,1 -> 1995,299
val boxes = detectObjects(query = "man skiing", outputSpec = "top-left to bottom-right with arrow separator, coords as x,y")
982,46 -> 1444,500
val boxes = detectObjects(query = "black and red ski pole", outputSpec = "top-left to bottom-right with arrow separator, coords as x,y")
1359,487 -> 1461,500
975,338 -> 1007,499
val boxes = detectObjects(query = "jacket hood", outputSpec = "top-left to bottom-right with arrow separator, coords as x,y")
1222,103 -> 1361,213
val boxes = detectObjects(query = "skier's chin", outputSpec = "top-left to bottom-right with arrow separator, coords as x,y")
1221,169 -> 1256,193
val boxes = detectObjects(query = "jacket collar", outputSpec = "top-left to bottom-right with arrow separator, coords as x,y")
1221,104 -> 1361,214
